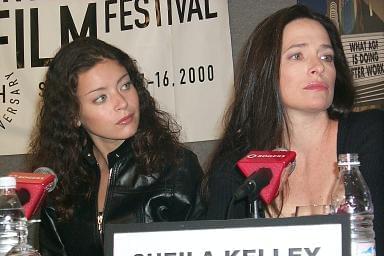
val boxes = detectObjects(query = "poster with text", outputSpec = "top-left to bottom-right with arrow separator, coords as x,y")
0,0 -> 234,155
298,0 -> 384,108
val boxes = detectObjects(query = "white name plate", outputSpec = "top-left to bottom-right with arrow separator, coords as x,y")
105,215 -> 350,256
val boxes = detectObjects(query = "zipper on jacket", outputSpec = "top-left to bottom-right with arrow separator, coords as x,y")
97,212 -> 103,235
96,167 -> 113,239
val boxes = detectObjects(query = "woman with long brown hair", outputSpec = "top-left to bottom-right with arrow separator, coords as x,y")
29,37 -> 203,256
203,5 -> 383,254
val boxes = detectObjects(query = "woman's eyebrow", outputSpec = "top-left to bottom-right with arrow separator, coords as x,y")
117,73 -> 130,84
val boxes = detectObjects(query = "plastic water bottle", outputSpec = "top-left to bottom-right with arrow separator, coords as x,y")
331,153 -> 376,256
0,177 -> 25,255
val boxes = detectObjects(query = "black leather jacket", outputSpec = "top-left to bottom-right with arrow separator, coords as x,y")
39,139 -> 204,256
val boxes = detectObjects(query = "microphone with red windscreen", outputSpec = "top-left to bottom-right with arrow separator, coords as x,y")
8,167 -> 58,219
233,167 -> 273,201
236,150 -> 296,204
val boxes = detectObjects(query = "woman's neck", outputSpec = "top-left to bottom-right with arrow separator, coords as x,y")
93,146 -> 108,167
284,111 -> 335,152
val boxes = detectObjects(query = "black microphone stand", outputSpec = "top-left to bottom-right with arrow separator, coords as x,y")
247,189 -> 265,219
228,168 -> 272,219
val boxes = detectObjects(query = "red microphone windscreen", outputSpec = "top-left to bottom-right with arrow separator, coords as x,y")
8,171 -> 56,219
237,150 -> 296,204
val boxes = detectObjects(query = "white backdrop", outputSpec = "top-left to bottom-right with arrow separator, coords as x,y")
0,0 -> 234,155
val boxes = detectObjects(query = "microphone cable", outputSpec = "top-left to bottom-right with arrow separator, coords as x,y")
226,196 -> 236,220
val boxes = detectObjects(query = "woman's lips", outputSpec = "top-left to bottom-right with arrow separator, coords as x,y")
304,82 -> 328,91
116,114 -> 134,125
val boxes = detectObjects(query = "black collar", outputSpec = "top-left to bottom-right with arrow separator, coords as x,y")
82,138 -> 134,168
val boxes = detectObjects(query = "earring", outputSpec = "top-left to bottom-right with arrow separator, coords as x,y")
76,120 -> 81,127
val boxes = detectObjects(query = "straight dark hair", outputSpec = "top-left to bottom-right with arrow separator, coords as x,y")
204,4 -> 355,195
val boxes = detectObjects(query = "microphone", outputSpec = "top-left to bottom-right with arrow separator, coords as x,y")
236,150 -> 296,204
8,167 -> 57,219
233,168 -> 272,200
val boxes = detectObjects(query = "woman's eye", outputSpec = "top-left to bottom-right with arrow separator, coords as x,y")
320,54 -> 334,62
121,81 -> 132,90
94,95 -> 107,104
289,53 -> 302,60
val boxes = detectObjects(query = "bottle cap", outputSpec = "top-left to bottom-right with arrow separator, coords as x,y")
338,153 -> 360,166
0,176 -> 17,188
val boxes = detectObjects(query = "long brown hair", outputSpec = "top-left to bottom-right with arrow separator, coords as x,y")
28,37 -> 181,219
203,5 -> 355,214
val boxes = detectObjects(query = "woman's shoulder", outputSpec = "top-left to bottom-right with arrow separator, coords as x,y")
343,109 -> 384,124
176,145 -> 199,160
207,151 -> 246,183
338,109 -> 384,153
340,109 -> 384,133
174,146 -> 201,169
171,146 -> 203,178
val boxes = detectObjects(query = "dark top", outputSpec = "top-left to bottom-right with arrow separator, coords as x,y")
205,110 -> 384,254
39,139 -> 204,256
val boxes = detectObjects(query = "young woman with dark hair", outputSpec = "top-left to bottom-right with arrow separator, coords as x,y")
203,5 -> 383,253
28,37 -> 204,256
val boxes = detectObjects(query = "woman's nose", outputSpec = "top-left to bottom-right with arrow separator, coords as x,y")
308,57 -> 325,75
114,92 -> 128,110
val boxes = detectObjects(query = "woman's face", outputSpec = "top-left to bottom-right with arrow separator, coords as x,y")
279,18 -> 336,115
76,59 -> 140,148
